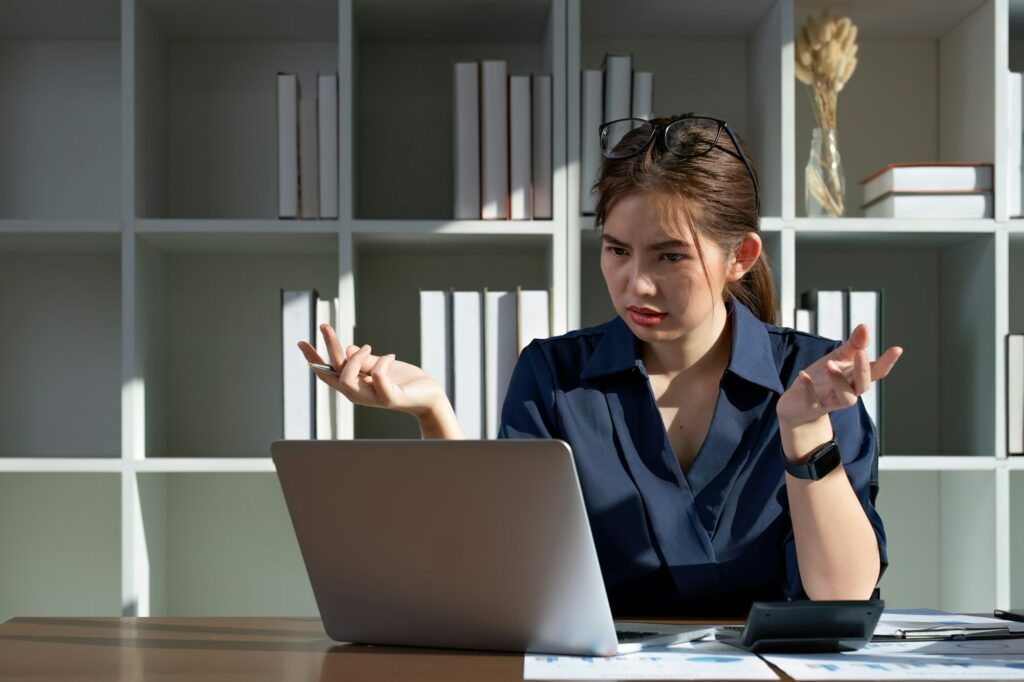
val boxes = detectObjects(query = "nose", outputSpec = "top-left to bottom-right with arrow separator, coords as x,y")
628,264 -> 657,297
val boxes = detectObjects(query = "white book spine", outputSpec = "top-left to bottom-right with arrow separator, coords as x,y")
452,291 -> 484,439
299,95 -> 319,219
509,75 -> 532,220
531,74 -> 552,220
1009,335 -> 1024,455
481,60 -> 508,220
863,192 -> 993,219
631,70 -> 654,120
282,289 -> 316,439
815,290 -> 846,342
862,166 -> 994,206
1011,72 -> 1023,218
847,291 -> 881,431
315,297 -> 335,439
484,291 -> 517,439
318,73 -> 339,219
517,289 -> 551,354
419,291 -> 451,401
794,309 -> 816,334
580,70 -> 603,215
277,73 -> 299,219
454,62 -> 480,220
603,55 -> 633,156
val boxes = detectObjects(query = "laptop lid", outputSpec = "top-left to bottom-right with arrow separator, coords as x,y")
271,438 -> 622,655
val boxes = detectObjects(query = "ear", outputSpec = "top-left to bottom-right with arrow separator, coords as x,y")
726,232 -> 762,282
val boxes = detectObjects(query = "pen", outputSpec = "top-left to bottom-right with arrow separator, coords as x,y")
994,609 -> 1024,623
309,362 -> 370,378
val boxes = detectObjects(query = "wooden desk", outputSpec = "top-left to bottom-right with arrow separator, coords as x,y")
0,616 -> 752,682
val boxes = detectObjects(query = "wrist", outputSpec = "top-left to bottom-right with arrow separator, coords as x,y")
779,413 -> 833,464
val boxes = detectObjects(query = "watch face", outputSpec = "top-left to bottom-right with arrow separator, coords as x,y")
786,440 -> 841,480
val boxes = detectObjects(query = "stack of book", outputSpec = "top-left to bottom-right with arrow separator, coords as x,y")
859,162 -> 993,218
277,72 -> 339,219
281,289 -> 339,440
580,54 -> 654,214
1009,334 -> 1023,455
796,289 -> 884,450
420,288 -> 550,439
453,62 -> 552,221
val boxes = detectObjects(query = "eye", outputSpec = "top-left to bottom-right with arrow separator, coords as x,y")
605,246 -> 628,257
661,253 -> 686,263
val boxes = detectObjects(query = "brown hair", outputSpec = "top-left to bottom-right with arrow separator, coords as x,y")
593,113 -> 777,325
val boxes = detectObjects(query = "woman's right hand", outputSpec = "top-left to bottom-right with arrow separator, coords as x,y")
296,323 -> 446,418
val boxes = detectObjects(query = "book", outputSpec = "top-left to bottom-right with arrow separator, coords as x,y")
453,62 -> 480,220
277,73 -> 299,219
452,291 -> 484,438
419,290 -> 452,403
801,289 -> 846,342
299,94 -> 319,219
481,60 -> 508,220
315,296 -> 336,439
794,308 -> 816,334
580,69 -> 604,215
1009,334 -> 1024,455
860,162 -> 993,206
862,191 -> 993,219
484,290 -> 517,439
631,70 -> 654,121
282,289 -> 317,439
318,73 -> 339,219
516,288 -> 551,353
848,290 -> 883,438
1011,72 -> 1022,218
509,75 -> 532,220
532,74 -> 553,220
602,54 -> 633,158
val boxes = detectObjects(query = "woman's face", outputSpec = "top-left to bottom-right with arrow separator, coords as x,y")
599,191 -> 735,345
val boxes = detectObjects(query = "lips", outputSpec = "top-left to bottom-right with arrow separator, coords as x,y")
629,306 -> 665,315
628,306 -> 667,327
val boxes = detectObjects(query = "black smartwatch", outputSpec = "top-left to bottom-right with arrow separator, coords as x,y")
783,439 -> 841,481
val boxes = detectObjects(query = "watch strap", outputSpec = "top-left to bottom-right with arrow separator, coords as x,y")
783,439 -> 841,481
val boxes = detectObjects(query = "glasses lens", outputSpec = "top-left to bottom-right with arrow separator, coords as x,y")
664,117 -> 719,157
601,119 -> 654,158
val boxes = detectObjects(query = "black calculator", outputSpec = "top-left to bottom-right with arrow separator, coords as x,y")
717,599 -> 885,653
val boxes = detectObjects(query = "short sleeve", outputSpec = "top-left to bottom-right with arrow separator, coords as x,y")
782,392 -> 890,601
497,340 -> 559,440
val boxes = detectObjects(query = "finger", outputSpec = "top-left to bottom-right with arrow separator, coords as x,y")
869,346 -> 904,381
321,324 -> 346,372
796,370 -> 824,410
831,323 -> 870,361
296,340 -> 326,366
824,359 -> 858,409
370,354 -> 397,403
852,349 -> 870,395
346,343 -> 382,375
339,344 -> 373,397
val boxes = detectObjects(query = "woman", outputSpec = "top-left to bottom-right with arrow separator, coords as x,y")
297,114 -> 902,617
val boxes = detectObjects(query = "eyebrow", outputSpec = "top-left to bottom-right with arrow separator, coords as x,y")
600,234 -> 693,250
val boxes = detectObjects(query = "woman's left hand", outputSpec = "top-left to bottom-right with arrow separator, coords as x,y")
776,324 -> 903,428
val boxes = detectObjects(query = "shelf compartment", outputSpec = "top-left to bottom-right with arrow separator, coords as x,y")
0,242 -> 121,458
579,228 -> 786,330
133,0 -> 339,219
794,0 -> 996,218
0,473 -> 120,623
353,0 -> 561,219
0,0 -> 120,219
878,469 -> 997,612
796,231 -> 996,457
134,232 -> 339,457
578,0 -> 787,219
137,472 -> 316,616
353,237 -> 552,438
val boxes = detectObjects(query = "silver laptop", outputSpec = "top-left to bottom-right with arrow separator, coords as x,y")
271,438 -> 712,656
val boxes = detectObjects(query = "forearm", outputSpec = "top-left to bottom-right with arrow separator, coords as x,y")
416,400 -> 466,439
780,415 -> 880,600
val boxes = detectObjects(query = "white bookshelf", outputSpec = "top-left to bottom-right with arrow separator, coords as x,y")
0,0 -> 1022,622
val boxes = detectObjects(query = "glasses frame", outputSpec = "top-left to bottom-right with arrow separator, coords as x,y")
598,115 -> 761,217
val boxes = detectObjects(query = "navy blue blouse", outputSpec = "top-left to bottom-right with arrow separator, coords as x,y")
498,297 -> 888,617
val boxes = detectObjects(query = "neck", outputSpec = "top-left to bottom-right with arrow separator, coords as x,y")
641,300 -> 732,379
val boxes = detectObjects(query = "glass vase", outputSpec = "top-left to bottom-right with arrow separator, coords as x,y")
805,126 -> 846,218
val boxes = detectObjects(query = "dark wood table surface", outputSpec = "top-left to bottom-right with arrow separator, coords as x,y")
0,615 -> 760,682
